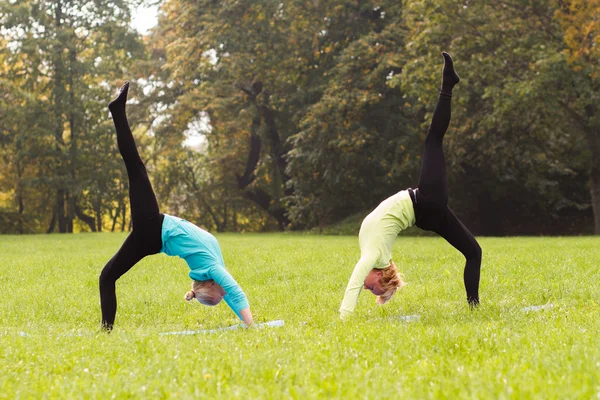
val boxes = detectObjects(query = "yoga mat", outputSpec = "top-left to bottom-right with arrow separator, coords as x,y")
160,319 -> 285,336
522,304 -> 553,312
395,314 -> 421,322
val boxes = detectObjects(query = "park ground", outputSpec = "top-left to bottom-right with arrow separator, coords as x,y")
1,233 -> 599,398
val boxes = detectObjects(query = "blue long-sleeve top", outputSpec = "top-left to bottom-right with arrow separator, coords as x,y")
160,214 -> 249,320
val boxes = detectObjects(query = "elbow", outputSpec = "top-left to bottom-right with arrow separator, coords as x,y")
229,293 -> 249,311
233,291 -> 249,306
238,298 -> 250,311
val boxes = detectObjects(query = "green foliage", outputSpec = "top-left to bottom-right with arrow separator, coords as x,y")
287,9 -> 420,228
398,0 -> 594,234
144,0 -> 320,229
2,0 -> 600,234
152,145 -> 278,232
0,0 -> 144,233
147,0 -> 596,233
147,1 -> 421,230
2,234 -> 600,397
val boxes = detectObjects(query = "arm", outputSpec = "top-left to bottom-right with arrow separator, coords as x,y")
339,255 -> 377,319
239,307 -> 254,327
209,265 -> 250,320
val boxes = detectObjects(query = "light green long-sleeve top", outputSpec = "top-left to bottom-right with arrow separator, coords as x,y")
339,190 -> 416,319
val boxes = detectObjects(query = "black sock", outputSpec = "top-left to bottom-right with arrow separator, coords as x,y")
440,52 -> 460,97
108,81 -> 130,115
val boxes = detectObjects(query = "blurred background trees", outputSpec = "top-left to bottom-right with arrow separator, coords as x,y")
0,0 -> 144,233
1,0 -> 598,235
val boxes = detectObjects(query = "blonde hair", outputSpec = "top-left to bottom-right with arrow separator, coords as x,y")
375,260 -> 406,305
184,280 -> 218,305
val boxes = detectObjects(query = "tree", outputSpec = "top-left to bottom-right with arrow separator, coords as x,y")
287,7 -> 419,228
555,0 -> 600,233
398,0 -> 592,234
0,75 -> 45,233
0,0 -> 145,232
150,0 -> 421,229
148,0 -> 316,230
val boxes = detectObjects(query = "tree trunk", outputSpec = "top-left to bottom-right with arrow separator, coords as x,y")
235,103 -> 289,230
53,1 -> 67,233
222,202 -> 228,232
584,105 -> 600,234
232,203 -> 238,232
121,200 -> 127,232
236,82 -> 290,230
75,202 -> 96,232
66,191 -> 74,233
182,164 -> 227,232
57,190 -> 68,233
590,172 -> 600,235
17,193 -> 24,234
16,160 -> 24,234
95,197 -> 103,232
589,146 -> 600,234
242,188 -> 289,230
110,204 -> 120,232
201,193 -> 224,231
47,207 -> 57,234
260,93 -> 290,187
67,45 -> 78,233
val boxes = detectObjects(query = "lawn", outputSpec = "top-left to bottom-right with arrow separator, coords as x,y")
1,233 -> 599,399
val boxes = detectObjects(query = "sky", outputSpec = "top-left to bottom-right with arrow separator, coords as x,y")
129,5 -> 205,148
131,4 -> 159,35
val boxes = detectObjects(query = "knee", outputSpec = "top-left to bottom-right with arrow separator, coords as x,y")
467,242 -> 482,262
424,134 -> 443,148
124,158 -> 147,176
474,242 -> 483,261
99,267 -> 116,287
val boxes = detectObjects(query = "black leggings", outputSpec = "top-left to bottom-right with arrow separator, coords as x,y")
411,93 -> 481,304
99,107 -> 164,329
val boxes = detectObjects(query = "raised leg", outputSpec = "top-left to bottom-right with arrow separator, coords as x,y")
109,82 -> 160,228
416,52 -> 460,204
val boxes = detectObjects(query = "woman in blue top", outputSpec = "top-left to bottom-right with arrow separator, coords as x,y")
99,82 -> 253,331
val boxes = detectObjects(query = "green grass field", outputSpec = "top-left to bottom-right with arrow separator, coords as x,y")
1,233 -> 600,399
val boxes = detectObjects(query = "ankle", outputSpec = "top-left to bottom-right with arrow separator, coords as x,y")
440,52 -> 459,94
108,100 -> 125,115
109,81 -> 130,113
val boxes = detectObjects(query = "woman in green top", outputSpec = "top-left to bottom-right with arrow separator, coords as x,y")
99,82 -> 253,330
340,53 -> 482,319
